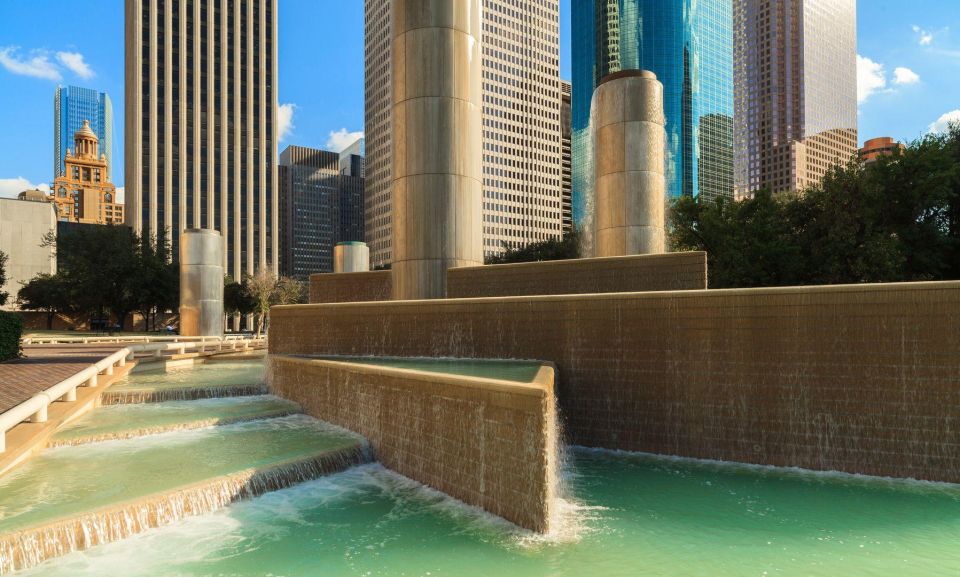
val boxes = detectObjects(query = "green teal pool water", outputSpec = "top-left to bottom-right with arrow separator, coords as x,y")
50,395 -> 301,443
0,415 -> 361,534
22,449 -> 960,576
114,360 -> 265,391
321,356 -> 543,382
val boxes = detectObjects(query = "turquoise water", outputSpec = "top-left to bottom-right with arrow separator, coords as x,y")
319,356 -> 543,383
115,360 -> 265,391
0,416 -> 361,533
51,395 -> 301,444
22,449 -> 960,576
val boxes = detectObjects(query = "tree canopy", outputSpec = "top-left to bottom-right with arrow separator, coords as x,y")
485,230 -> 582,265
671,125 -> 960,288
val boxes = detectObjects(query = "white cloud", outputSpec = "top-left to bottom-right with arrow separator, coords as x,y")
0,177 -> 49,199
56,51 -> 94,79
857,55 -> 887,104
115,186 -> 125,204
912,25 -> 934,46
325,128 -> 364,153
0,47 -> 61,81
929,110 -> 960,133
276,103 -> 295,142
893,67 -> 920,85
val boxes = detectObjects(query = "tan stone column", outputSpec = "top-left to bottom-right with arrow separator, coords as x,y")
591,70 -> 667,257
391,0 -> 484,300
180,229 -> 224,337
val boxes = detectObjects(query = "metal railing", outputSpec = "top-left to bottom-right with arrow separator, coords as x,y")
0,337 -> 266,452
21,334 -> 258,345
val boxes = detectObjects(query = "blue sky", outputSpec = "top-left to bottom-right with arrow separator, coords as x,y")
0,0 -> 957,197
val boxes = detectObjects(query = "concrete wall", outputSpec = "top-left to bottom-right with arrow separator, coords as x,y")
269,356 -> 557,532
309,271 -> 391,304
270,281 -> 960,483
448,252 -> 707,298
0,199 -> 56,310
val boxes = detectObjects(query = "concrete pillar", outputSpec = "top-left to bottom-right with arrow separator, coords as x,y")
180,229 -> 225,337
391,0 -> 484,300
334,242 -> 370,273
591,70 -> 667,257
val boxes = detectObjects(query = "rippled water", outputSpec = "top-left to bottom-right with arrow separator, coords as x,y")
115,360 -> 265,391
0,415 -> 361,534
50,395 -> 301,444
22,449 -> 960,576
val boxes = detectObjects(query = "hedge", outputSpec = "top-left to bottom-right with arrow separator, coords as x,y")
0,311 -> 22,362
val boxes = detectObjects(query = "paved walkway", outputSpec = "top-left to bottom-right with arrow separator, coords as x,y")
0,345 -> 125,413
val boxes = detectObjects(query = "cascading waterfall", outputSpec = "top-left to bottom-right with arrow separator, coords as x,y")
46,409 -> 300,447
0,445 -> 372,575
100,383 -> 269,405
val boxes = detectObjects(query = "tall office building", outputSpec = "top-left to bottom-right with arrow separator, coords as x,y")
279,145 -> 364,280
55,86 -> 113,180
560,80 -> 572,233
733,0 -> 857,197
572,0 -> 734,224
363,0 -> 564,266
125,0 -> 279,282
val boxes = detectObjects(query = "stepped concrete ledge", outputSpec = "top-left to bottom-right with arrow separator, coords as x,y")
270,280 -> 960,485
0,445 -> 370,574
100,383 -> 269,405
269,355 -> 559,533
0,344 -> 266,476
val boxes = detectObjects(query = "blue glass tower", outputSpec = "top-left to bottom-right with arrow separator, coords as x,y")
54,86 -> 113,180
572,0 -> 733,225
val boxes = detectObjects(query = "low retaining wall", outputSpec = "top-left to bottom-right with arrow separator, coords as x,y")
448,252 -> 707,298
269,356 -> 557,532
270,281 -> 960,483
309,271 -> 391,304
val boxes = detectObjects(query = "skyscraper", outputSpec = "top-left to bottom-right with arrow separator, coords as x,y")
52,120 -> 124,225
125,0 -> 278,282
55,86 -> 113,180
572,0 -> 734,224
561,80 -> 573,233
363,0 -> 564,267
279,145 -> 365,280
733,0 -> 858,197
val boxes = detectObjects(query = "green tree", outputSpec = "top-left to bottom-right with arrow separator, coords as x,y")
485,230 -> 582,265
0,250 -> 8,306
135,232 -> 178,331
669,123 -> 960,288
17,273 -> 73,330
46,225 -> 142,331
272,276 -> 307,306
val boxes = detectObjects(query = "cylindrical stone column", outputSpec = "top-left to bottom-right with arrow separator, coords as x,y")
391,0 -> 483,300
179,229 -> 224,337
591,70 -> 667,257
334,241 -> 370,273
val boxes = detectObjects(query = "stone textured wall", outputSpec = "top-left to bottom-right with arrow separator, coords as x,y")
270,281 -> 960,483
269,356 -> 557,532
448,252 -> 707,298
309,271 -> 391,304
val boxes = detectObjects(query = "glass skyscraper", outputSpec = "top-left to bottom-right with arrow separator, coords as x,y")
54,86 -> 113,180
572,0 -> 733,224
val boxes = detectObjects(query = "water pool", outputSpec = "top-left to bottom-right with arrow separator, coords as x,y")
50,395 -> 301,445
115,360 -> 265,391
21,448 -> 960,576
0,415 -> 361,534
318,356 -> 543,383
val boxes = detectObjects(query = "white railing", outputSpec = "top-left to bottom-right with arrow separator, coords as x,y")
0,337 -> 267,452
21,334 -> 257,345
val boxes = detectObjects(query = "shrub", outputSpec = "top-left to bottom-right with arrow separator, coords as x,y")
0,311 -> 23,362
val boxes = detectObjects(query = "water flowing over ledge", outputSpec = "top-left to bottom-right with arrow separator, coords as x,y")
46,409 -> 300,447
100,383 -> 269,405
0,444 -> 371,574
